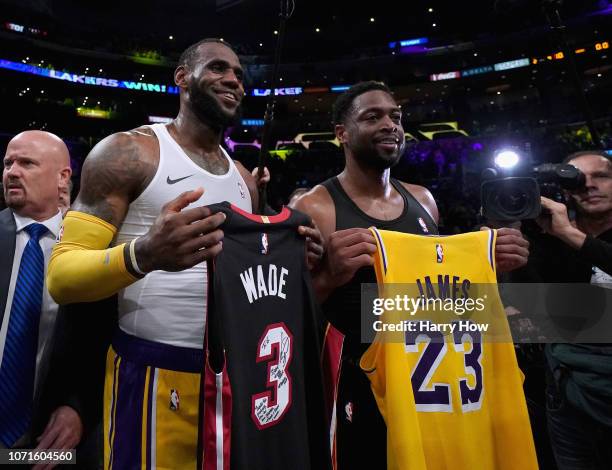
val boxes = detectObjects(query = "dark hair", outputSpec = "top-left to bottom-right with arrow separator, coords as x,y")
563,150 -> 612,166
332,81 -> 393,125
178,38 -> 236,68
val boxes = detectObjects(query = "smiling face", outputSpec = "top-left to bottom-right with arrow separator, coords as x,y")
567,154 -> 612,217
181,42 -> 245,130
337,90 -> 405,171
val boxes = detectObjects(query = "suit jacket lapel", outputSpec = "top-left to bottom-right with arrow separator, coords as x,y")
0,208 -> 16,327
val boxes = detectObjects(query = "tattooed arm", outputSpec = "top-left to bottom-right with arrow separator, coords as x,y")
47,128 -> 226,303
71,127 -> 158,226
74,127 -> 227,272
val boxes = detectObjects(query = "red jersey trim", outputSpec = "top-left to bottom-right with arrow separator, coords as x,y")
229,204 -> 291,224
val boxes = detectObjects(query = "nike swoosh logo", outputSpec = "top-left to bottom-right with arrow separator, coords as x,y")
167,174 -> 194,184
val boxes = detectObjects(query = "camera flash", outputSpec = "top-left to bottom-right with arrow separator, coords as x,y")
495,150 -> 520,169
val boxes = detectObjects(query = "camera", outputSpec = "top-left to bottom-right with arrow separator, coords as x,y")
481,163 -> 586,221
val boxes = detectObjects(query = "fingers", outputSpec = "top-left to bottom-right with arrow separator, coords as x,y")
298,225 -> 322,242
495,227 -> 520,236
497,228 -> 529,247
306,242 -> 324,272
306,253 -> 322,271
342,241 -> 378,259
160,208 -> 226,247
35,415 -> 60,451
540,196 -> 566,214
261,167 -> 271,184
184,212 -> 226,236
325,229 -> 377,280
299,223 -> 325,268
180,229 -> 224,253
54,425 -> 80,449
183,242 -> 223,266
37,411 -> 57,442
495,243 -> 529,258
331,227 -> 374,240
306,239 -> 324,258
329,229 -> 376,248
251,166 -> 270,186
496,254 -> 528,272
497,233 -> 529,248
346,254 -> 375,269
161,188 -> 204,213
35,407 -> 83,452
306,255 -> 320,269
540,196 -> 554,206
180,205 -> 226,226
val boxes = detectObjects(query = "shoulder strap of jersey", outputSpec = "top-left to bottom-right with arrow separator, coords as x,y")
390,178 -> 438,230
486,229 -> 497,274
369,227 -> 389,283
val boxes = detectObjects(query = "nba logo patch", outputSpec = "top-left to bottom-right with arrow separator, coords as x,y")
261,233 -> 269,255
418,217 -> 429,233
237,181 -> 246,199
170,389 -> 179,411
345,402 -> 353,423
436,243 -> 444,263
56,225 -> 64,242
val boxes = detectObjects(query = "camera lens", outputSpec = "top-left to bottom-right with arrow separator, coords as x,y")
496,186 -> 530,216
481,176 -> 541,221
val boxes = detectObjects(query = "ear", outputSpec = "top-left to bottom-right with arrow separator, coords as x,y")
59,167 -> 72,186
174,65 -> 188,88
335,124 -> 348,145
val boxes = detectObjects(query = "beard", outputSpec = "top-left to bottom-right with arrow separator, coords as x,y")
350,141 -> 404,171
189,82 -> 242,131
2,181 -> 26,210
5,193 -> 25,209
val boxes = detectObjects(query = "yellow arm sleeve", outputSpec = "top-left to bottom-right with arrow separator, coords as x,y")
46,211 -> 139,304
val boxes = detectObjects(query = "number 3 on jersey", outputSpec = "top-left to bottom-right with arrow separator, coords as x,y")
405,320 -> 483,412
251,323 -> 293,429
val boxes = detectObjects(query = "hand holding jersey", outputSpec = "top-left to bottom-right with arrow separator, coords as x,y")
318,226 -> 528,301
298,221 -> 326,270
319,228 -> 378,292
47,188 -> 228,303
481,226 -> 529,272
134,187 -> 225,273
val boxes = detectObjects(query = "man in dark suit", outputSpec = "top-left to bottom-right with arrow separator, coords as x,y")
0,130 -> 82,453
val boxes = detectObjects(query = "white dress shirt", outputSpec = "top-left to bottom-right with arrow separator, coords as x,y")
0,210 -> 63,394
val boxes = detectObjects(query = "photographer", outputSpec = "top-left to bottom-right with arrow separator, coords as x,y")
522,150 -> 612,470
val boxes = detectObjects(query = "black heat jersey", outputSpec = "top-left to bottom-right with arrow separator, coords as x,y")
201,202 -> 330,470
320,176 -> 438,470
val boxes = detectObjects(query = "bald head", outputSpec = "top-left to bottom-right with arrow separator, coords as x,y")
12,130 -> 70,167
3,130 -> 72,220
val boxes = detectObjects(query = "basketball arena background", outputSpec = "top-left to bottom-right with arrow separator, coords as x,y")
0,0 -> 610,232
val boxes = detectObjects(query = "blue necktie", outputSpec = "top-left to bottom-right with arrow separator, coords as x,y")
0,223 -> 48,447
